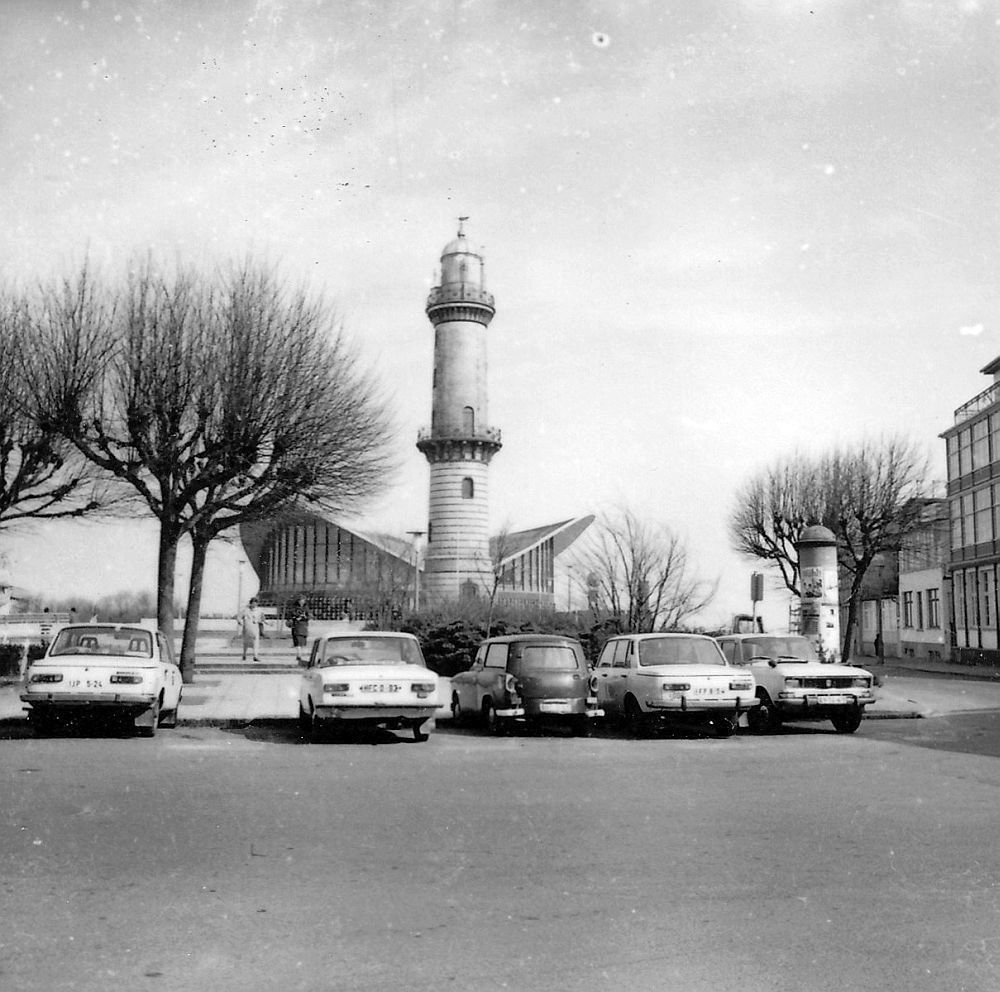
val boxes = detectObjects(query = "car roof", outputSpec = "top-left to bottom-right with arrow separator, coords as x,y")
480,634 -> 581,644
716,633 -> 805,641
56,622 -> 160,634
321,631 -> 418,640
610,632 -> 715,641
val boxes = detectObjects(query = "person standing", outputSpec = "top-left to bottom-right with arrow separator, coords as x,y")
287,596 -> 311,662
239,597 -> 263,662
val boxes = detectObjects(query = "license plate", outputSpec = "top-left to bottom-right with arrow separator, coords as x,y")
67,679 -> 104,690
693,687 -> 725,695
539,701 -> 571,714
807,693 -> 850,705
359,683 -> 401,693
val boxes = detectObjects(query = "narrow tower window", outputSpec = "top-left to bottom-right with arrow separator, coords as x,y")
462,477 -> 474,499
463,406 -> 475,434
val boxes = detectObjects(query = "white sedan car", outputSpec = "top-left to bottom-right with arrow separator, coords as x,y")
594,632 -> 757,738
298,632 -> 439,742
20,623 -> 182,736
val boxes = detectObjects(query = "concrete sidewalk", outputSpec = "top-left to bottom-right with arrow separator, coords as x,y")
5,651 -> 1000,728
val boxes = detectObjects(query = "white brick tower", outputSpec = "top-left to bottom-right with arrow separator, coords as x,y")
416,219 -> 501,604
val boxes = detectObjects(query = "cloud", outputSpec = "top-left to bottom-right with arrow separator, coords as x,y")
959,322 -> 985,336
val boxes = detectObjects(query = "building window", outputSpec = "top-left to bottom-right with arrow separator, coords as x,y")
951,499 -> 963,550
975,486 -> 994,544
959,427 -> 973,477
947,434 -> 960,481
461,477 -> 474,499
928,588 -> 940,628
982,570 -> 992,627
962,493 -> 975,546
463,406 -> 475,434
916,591 -> 924,630
973,418 -> 990,469
903,591 -> 914,628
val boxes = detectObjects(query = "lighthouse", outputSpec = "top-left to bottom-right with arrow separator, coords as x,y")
416,219 -> 502,604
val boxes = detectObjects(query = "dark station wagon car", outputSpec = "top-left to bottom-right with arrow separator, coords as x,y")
450,634 -> 602,735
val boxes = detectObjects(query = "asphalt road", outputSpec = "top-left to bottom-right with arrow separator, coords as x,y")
3,718 -> 1000,992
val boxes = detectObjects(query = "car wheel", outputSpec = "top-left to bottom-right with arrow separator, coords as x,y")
138,699 -> 160,738
712,714 -> 738,738
748,692 -> 778,734
483,699 -> 506,736
298,703 -> 312,738
624,696 -> 647,738
411,718 -> 430,742
831,706 -> 863,734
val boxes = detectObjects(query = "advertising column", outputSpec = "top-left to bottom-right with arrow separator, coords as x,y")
796,525 -> 841,663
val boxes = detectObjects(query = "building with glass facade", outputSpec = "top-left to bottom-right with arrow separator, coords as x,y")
941,355 -> 1000,662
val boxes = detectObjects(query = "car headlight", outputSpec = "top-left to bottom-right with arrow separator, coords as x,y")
589,674 -> 599,694
852,677 -> 871,688
29,672 -> 63,684
323,683 -> 350,695
784,677 -> 803,688
662,682 -> 691,692
729,680 -> 753,691
110,673 -> 143,685
504,673 -> 519,695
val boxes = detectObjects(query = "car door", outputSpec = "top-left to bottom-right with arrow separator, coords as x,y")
300,638 -> 322,709
480,641 -> 509,709
600,639 -> 631,716
594,640 -> 617,713
454,646 -> 483,713
157,632 -> 181,710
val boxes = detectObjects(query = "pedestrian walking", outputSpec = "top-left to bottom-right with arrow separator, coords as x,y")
287,596 -> 311,662
239,597 -> 263,662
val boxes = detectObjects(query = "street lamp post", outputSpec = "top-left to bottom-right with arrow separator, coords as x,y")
406,531 -> 425,611
237,558 -> 245,616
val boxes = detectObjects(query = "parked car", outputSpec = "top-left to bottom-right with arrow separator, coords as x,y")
20,622 -> 182,736
715,633 -> 876,734
593,633 -> 757,738
450,634 -> 602,735
298,631 -> 439,742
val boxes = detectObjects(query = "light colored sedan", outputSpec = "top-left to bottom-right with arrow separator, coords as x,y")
594,632 -> 757,738
298,631 -> 439,742
716,633 -> 876,733
20,623 -> 182,736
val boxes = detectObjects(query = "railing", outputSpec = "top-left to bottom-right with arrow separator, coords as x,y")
425,283 -> 495,308
955,381 -> 1000,424
417,425 -> 502,444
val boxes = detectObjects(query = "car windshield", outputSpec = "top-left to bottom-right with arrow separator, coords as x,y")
322,637 -> 425,666
49,626 -> 153,658
515,645 -> 580,672
743,636 -> 819,662
637,637 -> 725,667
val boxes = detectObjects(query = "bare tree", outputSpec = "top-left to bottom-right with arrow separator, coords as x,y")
482,523 -> 517,636
729,436 -> 929,658
0,291 -> 106,532
25,260 -> 396,680
574,508 -> 716,633
823,437 -> 928,659
728,453 -> 827,596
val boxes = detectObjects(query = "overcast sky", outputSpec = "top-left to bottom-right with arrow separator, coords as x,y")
1,0 -> 997,625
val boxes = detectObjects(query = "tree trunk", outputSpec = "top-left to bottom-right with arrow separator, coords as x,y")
841,577 -> 864,662
156,526 -> 181,645
179,537 -> 210,683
